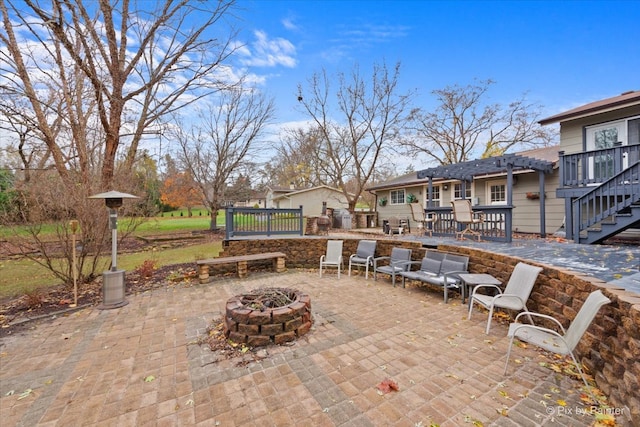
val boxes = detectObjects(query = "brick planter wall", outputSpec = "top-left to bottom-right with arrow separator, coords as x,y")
218,237 -> 639,423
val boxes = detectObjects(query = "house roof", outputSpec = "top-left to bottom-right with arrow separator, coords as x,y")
367,172 -> 432,191
268,185 -> 299,193
368,145 -> 558,191
539,90 -> 640,125
271,184 -> 346,201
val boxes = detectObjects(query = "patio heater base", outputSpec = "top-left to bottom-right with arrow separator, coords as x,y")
98,269 -> 128,310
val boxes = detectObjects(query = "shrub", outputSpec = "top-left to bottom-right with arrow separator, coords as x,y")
135,259 -> 158,278
22,288 -> 45,309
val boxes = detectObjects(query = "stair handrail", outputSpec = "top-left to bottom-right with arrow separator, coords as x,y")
572,161 -> 640,240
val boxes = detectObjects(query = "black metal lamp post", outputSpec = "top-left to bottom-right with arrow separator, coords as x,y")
89,191 -> 139,309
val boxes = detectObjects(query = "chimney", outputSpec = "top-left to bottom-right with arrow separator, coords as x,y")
289,182 -> 295,190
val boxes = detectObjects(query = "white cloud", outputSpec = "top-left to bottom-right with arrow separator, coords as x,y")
239,30 -> 297,68
319,23 -> 411,63
282,17 -> 299,31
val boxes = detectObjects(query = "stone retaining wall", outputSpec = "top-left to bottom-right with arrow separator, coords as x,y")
438,244 -> 640,424
219,237 -> 640,423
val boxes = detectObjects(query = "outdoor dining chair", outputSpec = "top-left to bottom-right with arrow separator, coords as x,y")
409,203 -> 437,237
504,289 -> 611,401
468,262 -> 543,334
387,217 -> 404,235
451,199 -> 485,241
319,240 -> 344,278
348,239 -> 377,279
373,247 -> 412,287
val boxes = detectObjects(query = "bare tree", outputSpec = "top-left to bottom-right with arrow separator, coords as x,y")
0,0 -> 239,284
296,62 -> 414,213
263,126 -> 328,188
0,0 -> 238,188
175,87 -> 276,230
403,80 -> 557,165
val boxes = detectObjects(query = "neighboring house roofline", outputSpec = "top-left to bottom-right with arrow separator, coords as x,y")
267,185 -> 298,193
271,184 -> 351,201
367,173 -> 440,192
538,90 -> 640,125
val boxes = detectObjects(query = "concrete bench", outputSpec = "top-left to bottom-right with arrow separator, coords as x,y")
196,252 -> 286,283
399,250 -> 469,303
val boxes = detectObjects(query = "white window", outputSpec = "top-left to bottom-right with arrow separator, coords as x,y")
488,181 -> 507,205
425,186 -> 441,206
390,189 -> 405,205
629,118 -> 640,145
432,186 -> 441,206
585,117 -> 640,180
586,116 -> 640,149
453,183 -> 471,200
586,120 -> 625,151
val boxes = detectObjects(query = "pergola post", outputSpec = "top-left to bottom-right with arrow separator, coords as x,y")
505,162 -> 513,242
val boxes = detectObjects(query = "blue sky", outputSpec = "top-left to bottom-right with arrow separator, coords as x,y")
234,0 -> 640,128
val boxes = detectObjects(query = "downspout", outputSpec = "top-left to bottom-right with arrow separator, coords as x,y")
505,162 -> 513,242
539,170 -> 546,238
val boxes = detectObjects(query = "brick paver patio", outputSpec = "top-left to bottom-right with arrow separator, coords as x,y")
1,271 -> 608,426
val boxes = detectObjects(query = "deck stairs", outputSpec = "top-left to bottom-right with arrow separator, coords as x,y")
574,161 -> 640,244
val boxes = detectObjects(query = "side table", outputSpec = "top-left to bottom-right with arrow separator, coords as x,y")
458,273 -> 501,307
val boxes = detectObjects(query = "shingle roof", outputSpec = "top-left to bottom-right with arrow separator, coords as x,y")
539,90 -> 640,125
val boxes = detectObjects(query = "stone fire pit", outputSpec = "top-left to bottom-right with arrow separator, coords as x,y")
224,287 -> 313,346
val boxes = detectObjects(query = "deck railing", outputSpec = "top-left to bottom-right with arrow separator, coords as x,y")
559,144 -> 640,187
225,206 -> 304,240
427,205 -> 513,242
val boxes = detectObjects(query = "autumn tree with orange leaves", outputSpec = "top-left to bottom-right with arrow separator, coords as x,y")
160,172 -> 202,217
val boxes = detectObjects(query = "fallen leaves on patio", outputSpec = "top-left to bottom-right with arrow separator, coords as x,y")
17,388 -> 34,400
376,378 -> 399,394
194,317 -> 272,367
464,414 -> 486,425
594,411 -> 617,426
533,350 -> 619,426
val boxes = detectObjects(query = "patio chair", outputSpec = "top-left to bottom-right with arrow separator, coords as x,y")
373,247 -> 412,287
387,216 -> 404,235
468,262 -> 542,334
504,289 -> 611,400
319,240 -> 344,278
409,203 -> 437,237
348,239 -> 377,279
451,199 -> 485,241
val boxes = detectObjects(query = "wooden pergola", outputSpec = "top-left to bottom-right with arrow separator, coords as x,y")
417,154 -> 554,241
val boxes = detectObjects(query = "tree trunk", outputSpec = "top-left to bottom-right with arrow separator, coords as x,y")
209,208 -> 219,231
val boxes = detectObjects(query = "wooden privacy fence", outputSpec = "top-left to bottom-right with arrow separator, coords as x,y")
224,206 -> 304,240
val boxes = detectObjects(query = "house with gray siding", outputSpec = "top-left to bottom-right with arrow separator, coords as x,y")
539,90 -> 640,243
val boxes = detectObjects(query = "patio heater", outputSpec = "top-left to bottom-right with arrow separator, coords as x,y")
89,190 -> 139,309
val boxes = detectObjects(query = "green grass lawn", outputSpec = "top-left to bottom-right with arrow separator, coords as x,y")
0,241 -> 223,299
0,208 -> 223,239
0,211 -> 226,299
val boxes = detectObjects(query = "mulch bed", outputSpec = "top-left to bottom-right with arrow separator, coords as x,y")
0,262 -> 199,338
0,231 -> 220,337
